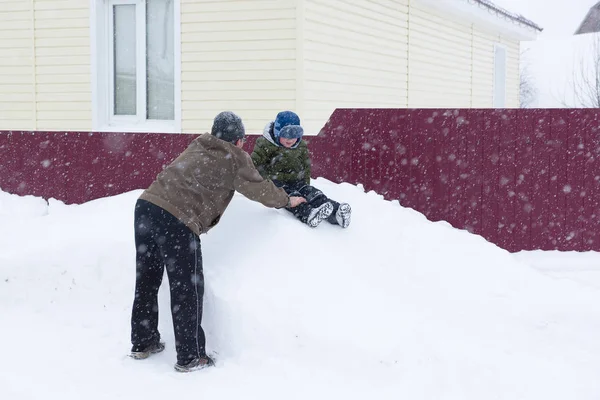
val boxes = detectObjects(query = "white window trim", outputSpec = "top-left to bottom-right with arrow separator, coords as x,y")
91,0 -> 182,133
493,43 -> 507,108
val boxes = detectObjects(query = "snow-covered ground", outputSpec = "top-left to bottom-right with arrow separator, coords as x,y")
1,179 -> 599,399
515,250 -> 600,290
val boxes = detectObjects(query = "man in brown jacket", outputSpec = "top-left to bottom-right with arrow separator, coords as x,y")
129,111 -> 305,372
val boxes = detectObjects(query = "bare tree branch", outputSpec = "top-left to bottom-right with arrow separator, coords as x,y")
563,34 -> 600,108
519,48 -> 538,108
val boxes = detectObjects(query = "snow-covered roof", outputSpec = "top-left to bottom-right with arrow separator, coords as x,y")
575,2 -> 600,34
416,0 -> 542,40
473,0 -> 543,32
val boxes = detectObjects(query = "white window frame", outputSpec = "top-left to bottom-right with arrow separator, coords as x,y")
91,0 -> 181,133
493,43 -> 507,108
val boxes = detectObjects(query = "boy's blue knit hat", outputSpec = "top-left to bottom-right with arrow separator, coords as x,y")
274,111 -> 303,140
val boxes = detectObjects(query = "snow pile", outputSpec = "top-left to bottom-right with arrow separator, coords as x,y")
0,190 -> 49,217
1,179 -> 599,399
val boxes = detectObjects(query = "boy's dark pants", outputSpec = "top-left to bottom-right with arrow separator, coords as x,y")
131,199 -> 206,365
278,181 -> 341,225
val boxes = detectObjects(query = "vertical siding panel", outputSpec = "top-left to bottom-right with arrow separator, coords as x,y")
379,112 -> 403,200
431,112 -> 448,223
34,0 -> 92,131
397,112 -> 415,210
302,0 -> 409,135
0,1 -> 35,129
500,36 -> 520,108
409,110 -> 428,212
528,111 -> 551,250
583,113 -> 600,250
454,110 -> 472,230
408,6 -> 522,110
180,0 -> 297,134
472,27 -> 496,108
363,111 -> 384,196
481,113 -> 500,245
551,111 -> 569,249
497,110 -> 516,251
448,110 -> 472,228
543,113 -> 562,249
565,110 -> 591,249
31,0 -> 37,129
408,2 -> 472,108
463,110 -> 483,235
399,111 -> 417,211
417,110 -> 440,220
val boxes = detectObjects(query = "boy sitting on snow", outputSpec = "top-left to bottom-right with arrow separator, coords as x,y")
250,110 -> 351,228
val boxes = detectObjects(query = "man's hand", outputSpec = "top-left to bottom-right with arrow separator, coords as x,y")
287,196 -> 306,208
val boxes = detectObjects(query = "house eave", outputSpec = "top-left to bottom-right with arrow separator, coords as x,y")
414,0 -> 543,41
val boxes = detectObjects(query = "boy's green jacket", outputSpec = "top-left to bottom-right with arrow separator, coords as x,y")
250,122 -> 311,186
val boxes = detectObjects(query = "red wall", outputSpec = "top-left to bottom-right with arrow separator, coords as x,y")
2,108 -> 600,252
310,108 -> 600,252
0,131 -> 196,203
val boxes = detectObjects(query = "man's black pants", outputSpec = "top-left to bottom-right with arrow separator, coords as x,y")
131,199 -> 206,364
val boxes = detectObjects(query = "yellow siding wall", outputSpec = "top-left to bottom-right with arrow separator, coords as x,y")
0,1 -> 35,130
408,1 -> 473,107
407,1 -> 521,108
0,0 -> 91,132
34,0 -> 91,131
302,0 -> 409,135
0,0 -> 523,134
300,0 -> 522,133
180,0 -> 297,134
501,36 -> 520,108
471,26 -> 521,107
471,26 -> 497,107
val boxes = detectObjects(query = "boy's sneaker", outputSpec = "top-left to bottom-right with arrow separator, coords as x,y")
307,202 -> 334,228
174,355 -> 215,373
129,341 -> 165,360
335,203 -> 351,228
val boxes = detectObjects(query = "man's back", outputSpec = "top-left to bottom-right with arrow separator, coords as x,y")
140,133 -> 288,235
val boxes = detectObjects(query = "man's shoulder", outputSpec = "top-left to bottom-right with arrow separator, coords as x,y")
192,132 -> 210,142
195,133 -> 248,164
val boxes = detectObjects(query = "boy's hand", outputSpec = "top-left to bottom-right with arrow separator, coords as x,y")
287,196 -> 306,208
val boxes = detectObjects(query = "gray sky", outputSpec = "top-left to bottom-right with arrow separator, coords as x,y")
492,0 -> 597,38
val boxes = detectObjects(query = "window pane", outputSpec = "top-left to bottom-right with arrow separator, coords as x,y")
113,4 -> 137,116
146,0 -> 175,120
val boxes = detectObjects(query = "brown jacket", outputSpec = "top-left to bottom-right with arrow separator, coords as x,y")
139,133 -> 289,236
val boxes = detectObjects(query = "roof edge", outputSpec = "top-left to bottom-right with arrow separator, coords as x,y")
473,0 -> 543,32
414,0 -> 543,41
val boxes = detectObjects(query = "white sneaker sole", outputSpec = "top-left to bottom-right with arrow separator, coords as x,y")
307,202 -> 334,228
336,203 -> 351,228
